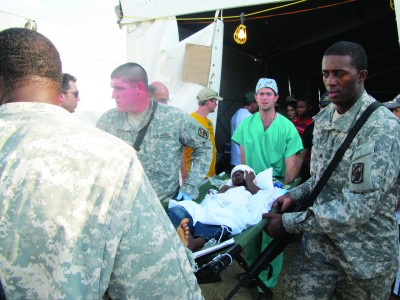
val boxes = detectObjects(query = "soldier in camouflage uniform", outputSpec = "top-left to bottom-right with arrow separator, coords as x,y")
0,28 -> 203,300
264,41 -> 400,299
96,63 -> 212,202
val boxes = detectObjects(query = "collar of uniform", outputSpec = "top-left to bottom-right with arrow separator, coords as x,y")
121,99 -> 154,132
315,90 -> 370,133
0,102 -> 69,115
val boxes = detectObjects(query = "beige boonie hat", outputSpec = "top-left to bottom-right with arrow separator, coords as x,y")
197,87 -> 223,101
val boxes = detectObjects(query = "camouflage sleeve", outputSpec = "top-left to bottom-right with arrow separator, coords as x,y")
287,177 -> 313,204
105,156 -> 203,299
96,112 -> 109,131
179,114 -> 212,199
283,119 -> 400,234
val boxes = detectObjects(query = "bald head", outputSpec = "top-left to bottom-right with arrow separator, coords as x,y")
149,81 -> 170,104
0,28 -> 62,105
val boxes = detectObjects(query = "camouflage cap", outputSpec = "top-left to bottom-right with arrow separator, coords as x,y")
385,94 -> 400,110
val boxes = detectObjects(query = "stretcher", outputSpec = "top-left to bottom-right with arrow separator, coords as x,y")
187,174 -> 301,300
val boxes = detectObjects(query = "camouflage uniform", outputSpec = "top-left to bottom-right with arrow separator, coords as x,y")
282,92 -> 400,299
96,101 -> 212,202
0,103 -> 203,300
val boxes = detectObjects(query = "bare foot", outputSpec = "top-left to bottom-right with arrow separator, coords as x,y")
176,218 -> 207,251
177,218 -> 190,247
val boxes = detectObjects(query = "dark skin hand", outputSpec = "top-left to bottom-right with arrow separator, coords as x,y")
218,170 -> 260,195
243,171 -> 260,195
262,193 -> 295,238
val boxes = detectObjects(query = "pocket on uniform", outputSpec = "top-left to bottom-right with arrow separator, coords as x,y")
348,142 -> 375,192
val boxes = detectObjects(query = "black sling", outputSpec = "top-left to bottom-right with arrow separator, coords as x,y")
0,279 -> 5,300
295,100 -> 382,211
132,101 -> 158,151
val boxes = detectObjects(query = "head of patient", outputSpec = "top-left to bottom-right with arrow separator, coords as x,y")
218,165 -> 258,194
231,170 -> 246,186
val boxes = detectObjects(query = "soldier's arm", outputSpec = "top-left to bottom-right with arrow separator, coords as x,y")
179,115 -> 212,199
95,113 -> 107,130
96,110 -> 114,134
283,121 -> 400,235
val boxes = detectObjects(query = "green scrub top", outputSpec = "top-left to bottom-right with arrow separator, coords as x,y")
232,112 -> 303,177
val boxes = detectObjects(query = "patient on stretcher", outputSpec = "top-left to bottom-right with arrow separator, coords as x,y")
168,165 -> 286,251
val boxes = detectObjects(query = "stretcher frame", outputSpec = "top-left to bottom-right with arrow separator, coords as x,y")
187,175 -> 301,300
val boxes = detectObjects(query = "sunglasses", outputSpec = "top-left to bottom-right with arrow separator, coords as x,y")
159,98 -> 170,103
62,91 -> 79,98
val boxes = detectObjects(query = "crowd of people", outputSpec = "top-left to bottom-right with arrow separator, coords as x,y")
0,26 -> 399,300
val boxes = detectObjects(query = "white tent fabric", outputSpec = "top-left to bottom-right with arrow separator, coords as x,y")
125,18 -> 180,82
119,0 -> 291,24
125,16 -> 224,127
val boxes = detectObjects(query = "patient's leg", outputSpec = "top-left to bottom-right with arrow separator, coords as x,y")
168,206 -> 192,229
177,218 -> 207,252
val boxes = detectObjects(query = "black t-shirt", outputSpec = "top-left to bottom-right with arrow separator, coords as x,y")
301,121 -> 314,149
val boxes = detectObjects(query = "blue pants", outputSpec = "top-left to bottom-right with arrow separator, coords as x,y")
167,205 -> 231,242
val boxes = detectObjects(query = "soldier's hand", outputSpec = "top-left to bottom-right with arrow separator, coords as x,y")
176,192 -> 192,201
272,193 -> 294,212
262,212 -> 287,238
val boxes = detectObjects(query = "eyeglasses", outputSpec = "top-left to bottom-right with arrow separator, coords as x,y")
159,98 -> 170,103
62,91 -> 79,98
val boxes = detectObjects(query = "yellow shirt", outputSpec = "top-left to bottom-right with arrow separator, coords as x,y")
184,112 -> 216,177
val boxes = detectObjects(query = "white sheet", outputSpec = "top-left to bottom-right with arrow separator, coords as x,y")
169,187 -> 286,235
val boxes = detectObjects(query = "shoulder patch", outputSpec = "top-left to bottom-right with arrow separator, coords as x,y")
351,163 -> 364,184
198,128 -> 209,139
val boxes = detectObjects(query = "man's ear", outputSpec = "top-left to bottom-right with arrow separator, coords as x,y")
358,69 -> 368,83
136,81 -> 146,92
58,92 -> 64,104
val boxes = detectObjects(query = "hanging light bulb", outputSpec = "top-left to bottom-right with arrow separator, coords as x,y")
238,27 -> 246,39
234,12 -> 247,44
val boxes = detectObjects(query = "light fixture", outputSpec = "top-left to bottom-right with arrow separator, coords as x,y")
115,0 -> 124,29
24,19 -> 37,31
234,12 -> 247,44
